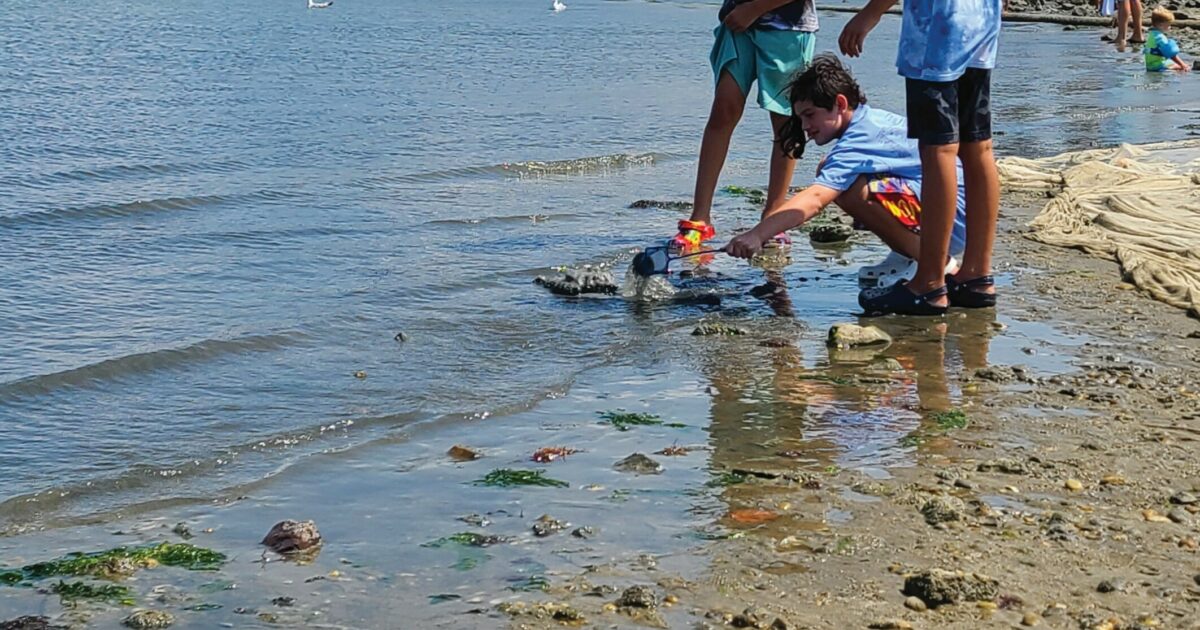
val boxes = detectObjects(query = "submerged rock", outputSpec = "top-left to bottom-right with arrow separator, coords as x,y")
827,323 -> 892,349
613,453 -> 663,475
921,496 -> 966,525
122,611 -> 174,629
262,520 -> 322,554
532,514 -> 568,537
447,444 -> 481,461
629,199 -> 693,211
809,223 -> 854,243
692,322 -> 746,336
902,569 -> 999,607
535,266 -> 618,296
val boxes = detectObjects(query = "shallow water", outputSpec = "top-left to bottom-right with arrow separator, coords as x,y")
0,0 -> 1196,620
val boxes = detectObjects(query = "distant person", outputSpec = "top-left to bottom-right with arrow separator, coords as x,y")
669,0 -> 818,252
1145,7 -> 1191,71
839,0 -> 1002,316
725,56 -> 969,283
1119,0 -> 1145,45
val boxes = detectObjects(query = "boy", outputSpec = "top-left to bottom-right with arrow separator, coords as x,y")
1146,7 -> 1191,72
839,0 -> 1002,316
726,56 -> 969,278
670,0 -> 818,251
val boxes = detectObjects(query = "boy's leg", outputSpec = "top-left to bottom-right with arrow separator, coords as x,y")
689,71 -> 748,225
951,68 -> 998,295
834,175 -> 921,258
764,112 -> 797,217
910,143 -> 959,307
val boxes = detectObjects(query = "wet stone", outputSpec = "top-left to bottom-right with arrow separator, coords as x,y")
171,522 -> 193,540
827,323 -> 891,349
532,514 -> 568,537
902,569 -> 999,607
122,611 -> 174,629
0,617 -> 64,630
262,520 -> 322,554
692,322 -> 746,336
271,597 -> 295,607
457,513 -> 490,527
447,445 -> 481,461
1168,508 -> 1191,524
616,585 -> 657,609
571,526 -> 597,539
921,496 -> 966,525
614,453 -> 663,474
629,199 -> 693,211
534,266 -> 618,296
730,607 -> 788,629
809,223 -> 854,243
975,366 -> 1017,382
1096,579 -> 1127,593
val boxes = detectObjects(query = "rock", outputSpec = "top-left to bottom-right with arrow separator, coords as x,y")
1170,491 -> 1198,505
809,223 -> 854,243
0,617 -> 63,630
827,323 -> 892,349
1065,479 -> 1083,492
615,585 -> 657,609
271,597 -> 295,607
1096,579 -> 1126,593
868,622 -> 913,630
614,453 -> 663,474
1188,330 -> 1200,339
1143,509 -> 1172,523
571,526 -> 597,539
1194,573 -> 1200,586
692,322 -> 746,336
447,445 -> 481,461
353,370 -> 367,379
262,520 -> 322,554
534,266 -> 618,296
730,607 -> 788,629
1168,508 -> 1191,524
393,331 -> 409,342
1022,612 -> 1041,626
920,496 -> 966,525
532,514 -> 568,537
977,458 -> 1031,475
1100,474 -> 1126,486
1063,24 -> 1077,30
974,366 -> 1016,382
457,513 -> 490,527
629,199 -> 693,211
902,569 -> 999,607
904,596 -> 927,612
122,611 -> 174,629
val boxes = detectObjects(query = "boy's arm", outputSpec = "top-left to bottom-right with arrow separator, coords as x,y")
723,0 -> 801,32
726,185 -> 840,259
1173,55 -> 1191,71
838,0 -> 898,57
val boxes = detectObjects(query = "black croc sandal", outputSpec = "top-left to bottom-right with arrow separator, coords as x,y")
858,281 -> 948,317
946,275 -> 996,308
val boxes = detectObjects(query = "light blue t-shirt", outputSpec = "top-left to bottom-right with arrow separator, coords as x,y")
896,0 -> 1002,82
813,105 -> 968,254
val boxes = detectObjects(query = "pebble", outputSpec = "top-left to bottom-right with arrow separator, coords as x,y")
1168,508 -> 1191,524
903,596 -> 927,612
1100,474 -> 1126,486
868,622 -> 912,630
1065,479 -> 1083,492
1142,509 -> 1172,523
1170,491 -> 1198,505
1096,579 -> 1125,593
1022,612 -> 1041,626
352,370 -> 367,379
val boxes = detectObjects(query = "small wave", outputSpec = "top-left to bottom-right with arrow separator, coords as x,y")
0,332 -> 307,403
423,212 -> 582,227
0,159 -> 255,190
358,152 -> 672,188
0,189 -> 303,227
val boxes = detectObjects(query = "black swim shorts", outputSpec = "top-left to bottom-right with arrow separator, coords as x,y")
905,68 -> 992,146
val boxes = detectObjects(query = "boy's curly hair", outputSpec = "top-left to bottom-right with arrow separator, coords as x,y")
1151,6 -> 1175,25
778,54 -> 868,159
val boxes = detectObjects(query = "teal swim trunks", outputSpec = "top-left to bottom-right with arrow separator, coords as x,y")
710,25 -> 816,116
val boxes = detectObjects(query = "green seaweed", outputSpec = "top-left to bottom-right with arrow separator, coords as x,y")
51,580 -> 135,605
721,185 -> 767,203
1,543 -> 225,586
706,472 -> 748,487
931,409 -> 969,430
422,533 -> 509,548
474,468 -> 569,488
598,410 -> 662,431
508,575 -> 550,592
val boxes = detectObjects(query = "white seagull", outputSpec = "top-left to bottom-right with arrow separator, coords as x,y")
551,0 -> 566,12
308,0 -> 333,8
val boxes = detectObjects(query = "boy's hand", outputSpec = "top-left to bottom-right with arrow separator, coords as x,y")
726,230 -> 766,259
839,11 -> 882,57
723,3 -> 762,33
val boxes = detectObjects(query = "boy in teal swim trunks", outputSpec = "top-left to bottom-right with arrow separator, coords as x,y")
670,0 -> 818,250
726,56 -> 969,275
1145,7 -> 1191,72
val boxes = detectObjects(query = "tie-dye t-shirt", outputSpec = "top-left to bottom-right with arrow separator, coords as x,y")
896,0 -> 1002,82
719,0 -> 818,32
